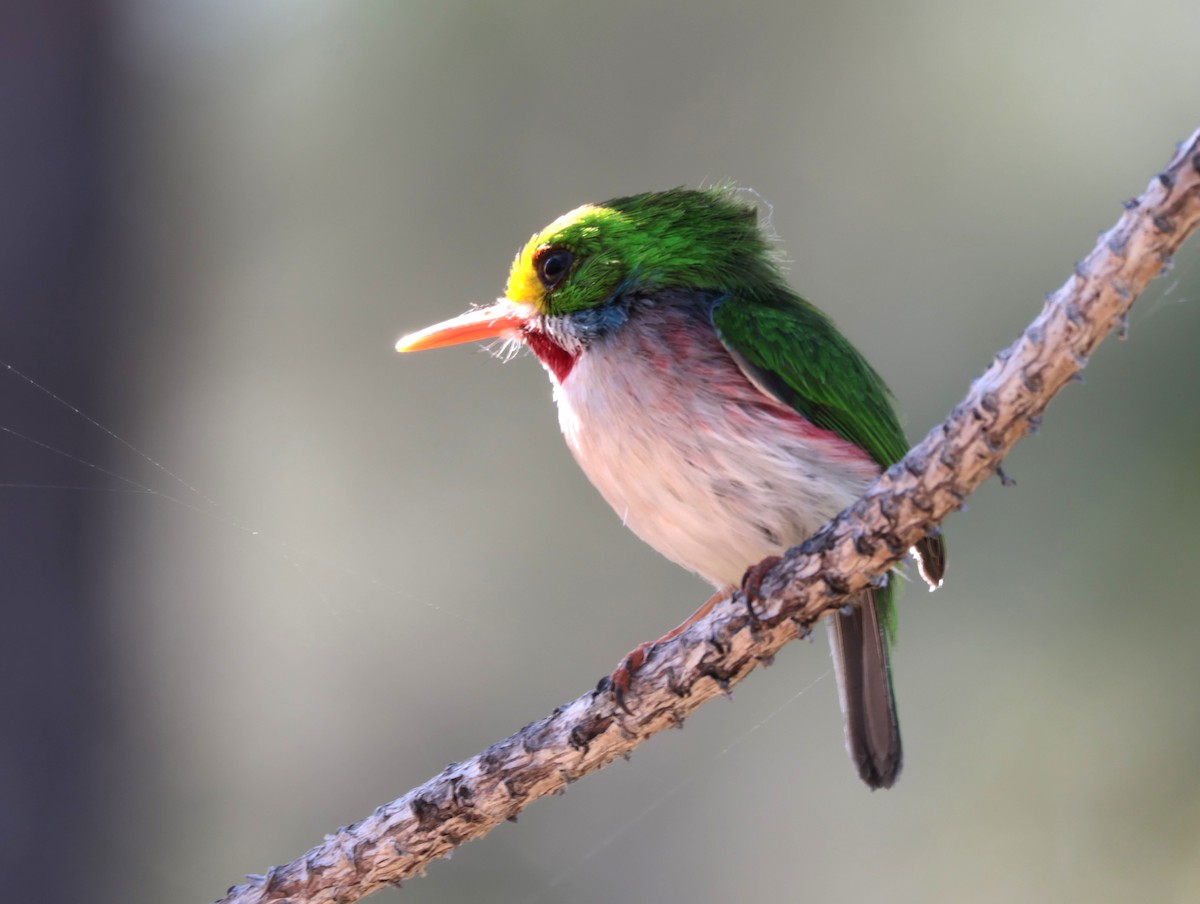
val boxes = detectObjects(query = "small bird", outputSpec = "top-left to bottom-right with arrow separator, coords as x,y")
397,188 -> 945,789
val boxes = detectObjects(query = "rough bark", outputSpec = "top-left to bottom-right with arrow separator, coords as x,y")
219,129 -> 1200,904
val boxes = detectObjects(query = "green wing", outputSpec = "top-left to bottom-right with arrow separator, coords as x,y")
711,293 -> 907,468
711,291 -> 946,588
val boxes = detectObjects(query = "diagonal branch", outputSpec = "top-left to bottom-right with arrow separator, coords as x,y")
219,129 -> 1200,904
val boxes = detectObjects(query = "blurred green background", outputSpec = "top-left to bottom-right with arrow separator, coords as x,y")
4,2 -> 1200,903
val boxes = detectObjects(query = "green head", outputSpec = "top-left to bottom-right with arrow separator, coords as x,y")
505,187 -> 787,316
395,187 -> 795,360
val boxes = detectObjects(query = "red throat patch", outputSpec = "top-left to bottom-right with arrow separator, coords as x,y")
522,329 -> 578,383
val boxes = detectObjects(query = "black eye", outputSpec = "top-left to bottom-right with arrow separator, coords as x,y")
534,247 -> 574,290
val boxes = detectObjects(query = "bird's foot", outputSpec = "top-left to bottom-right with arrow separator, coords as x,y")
607,587 -> 728,712
610,642 -> 655,712
740,555 -> 782,600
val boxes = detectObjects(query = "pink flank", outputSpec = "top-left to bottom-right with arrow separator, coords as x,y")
650,311 -> 877,468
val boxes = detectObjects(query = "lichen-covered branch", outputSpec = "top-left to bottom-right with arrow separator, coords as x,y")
218,129 -> 1200,904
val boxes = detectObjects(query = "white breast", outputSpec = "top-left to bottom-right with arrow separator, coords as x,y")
548,300 -> 880,589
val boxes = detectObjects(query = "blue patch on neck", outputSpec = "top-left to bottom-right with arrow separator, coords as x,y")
558,299 -> 631,348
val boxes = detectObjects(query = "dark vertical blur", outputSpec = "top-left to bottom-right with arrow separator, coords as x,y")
0,5 -> 112,902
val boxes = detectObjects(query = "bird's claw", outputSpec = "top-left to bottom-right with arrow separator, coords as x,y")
740,555 -> 782,600
610,642 -> 654,712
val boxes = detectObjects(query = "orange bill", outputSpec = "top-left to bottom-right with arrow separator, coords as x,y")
395,303 -> 527,353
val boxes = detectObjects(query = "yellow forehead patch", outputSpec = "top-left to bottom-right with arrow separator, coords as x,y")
504,204 -> 600,310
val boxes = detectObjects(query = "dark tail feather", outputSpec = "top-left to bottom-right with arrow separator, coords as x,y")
829,588 -> 902,789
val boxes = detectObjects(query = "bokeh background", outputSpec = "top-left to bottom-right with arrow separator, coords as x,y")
4,2 -> 1200,903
